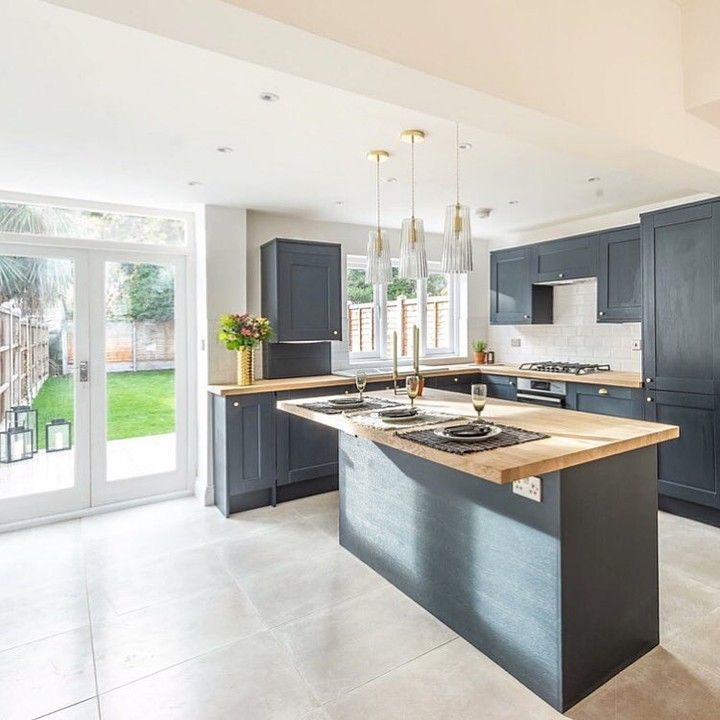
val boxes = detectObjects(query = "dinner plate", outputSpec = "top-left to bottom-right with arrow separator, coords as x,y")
378,407 -> 419,419
381,411 -> 424,424
433,424 -> 502,443
328,397 -> 365,408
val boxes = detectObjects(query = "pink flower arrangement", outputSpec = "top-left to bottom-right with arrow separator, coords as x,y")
218,313 -> 273,349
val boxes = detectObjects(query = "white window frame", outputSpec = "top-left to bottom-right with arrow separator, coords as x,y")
346,255 -> 462,364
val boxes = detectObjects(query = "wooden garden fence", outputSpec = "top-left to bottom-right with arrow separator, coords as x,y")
0,307 -> 49,421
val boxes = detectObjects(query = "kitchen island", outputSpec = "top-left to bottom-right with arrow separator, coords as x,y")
277,389 -> 678,712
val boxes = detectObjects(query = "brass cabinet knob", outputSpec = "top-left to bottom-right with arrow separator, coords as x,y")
453,377 -> 459,382
558,272 -> 564,278
646,397 -> 654,402
598,388 -> 608,395
645,377 -> 653,383
233,401 -> 239,407
598,311 -> 605,316
523,314 -> 530,319
333,330 -> 339,336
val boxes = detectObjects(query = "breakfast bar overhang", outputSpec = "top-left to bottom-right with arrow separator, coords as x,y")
277,389 -> 679,712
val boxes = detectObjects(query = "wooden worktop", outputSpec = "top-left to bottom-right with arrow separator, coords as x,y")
208,363 -> 643,396
276,388 -> 677,484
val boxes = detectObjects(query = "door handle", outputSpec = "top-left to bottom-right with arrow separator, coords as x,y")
79,361 -> 89,383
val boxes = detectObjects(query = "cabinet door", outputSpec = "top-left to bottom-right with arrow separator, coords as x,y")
483,374 -> 517,401
645,391 -> 720,508
642,202 -> 720,394
224,394 -> 276,496
276,240 -> 342,341
567,383 -> 643,419
530,235 -> 597,283
431,373 -> 483,394
597,226 -> 641,323
490,247 -> 532,324
276,388 -> 339,487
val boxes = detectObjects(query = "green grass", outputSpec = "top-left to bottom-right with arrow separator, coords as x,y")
31,370 -> 175,450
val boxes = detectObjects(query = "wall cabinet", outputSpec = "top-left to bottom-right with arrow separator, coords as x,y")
596,225 -> 641,323
212,393 -> 276,517
482,373 -> 517,401
261,238 -> 342,342
530,234 -> 597,283
644,391 -> 720,509
566,383 -> 643,419
490,247 -> 552,325
276,387 -> 339,488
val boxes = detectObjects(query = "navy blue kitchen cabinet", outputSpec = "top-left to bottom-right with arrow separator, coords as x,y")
429,373 -> 483,394
275,387 -> 339,493
482,374 -> 517,401
261,238 -> 342,342
596,225 -> 641,323
641,199 -> 720,515
490,247 -> 552,325
530,234 -> 597,284
212,393 -> 276,517
567,383 -> 643,419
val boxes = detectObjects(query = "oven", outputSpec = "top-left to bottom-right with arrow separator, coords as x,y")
516,378 -> 567,408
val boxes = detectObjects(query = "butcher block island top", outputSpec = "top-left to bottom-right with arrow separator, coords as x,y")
277,388 -> 678,484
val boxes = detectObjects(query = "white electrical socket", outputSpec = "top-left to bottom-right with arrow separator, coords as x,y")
632,339 -> 642,351
513,476 -> 542,502
510,337 -> 522,348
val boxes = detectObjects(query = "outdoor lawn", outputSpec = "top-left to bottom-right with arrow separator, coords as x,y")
32,370 -> 175,450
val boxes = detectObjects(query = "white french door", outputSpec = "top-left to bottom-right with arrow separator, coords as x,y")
0,240 -> 189,526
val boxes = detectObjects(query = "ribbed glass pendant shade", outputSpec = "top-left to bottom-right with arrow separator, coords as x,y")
365,229 -> 392,284
399,217 -> 428,279
441,203 -> 474,273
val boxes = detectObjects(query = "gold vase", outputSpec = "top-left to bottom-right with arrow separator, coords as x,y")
236,347 -> 254,386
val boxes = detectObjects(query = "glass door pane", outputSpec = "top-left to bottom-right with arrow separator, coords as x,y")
0,248 -> 89,525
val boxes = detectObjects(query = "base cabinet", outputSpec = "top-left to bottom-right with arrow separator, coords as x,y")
567,383 -> 643,419
482,374 -> 517,401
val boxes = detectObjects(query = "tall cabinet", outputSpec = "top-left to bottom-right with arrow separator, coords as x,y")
642,200 -> 720,511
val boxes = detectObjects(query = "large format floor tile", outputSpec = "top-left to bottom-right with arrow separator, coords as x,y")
93,586 -> 266,692
0,626 -> 96,720
659,515 -> 720,590
274,584 -> 456,703
659,564 -> 720,642
239,545 -> 385,627
100,631 -> 318,720
44,699 -> 100,719
323,637 -> 555,720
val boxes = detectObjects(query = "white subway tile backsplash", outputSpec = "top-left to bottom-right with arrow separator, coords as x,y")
487,279 -> 641,372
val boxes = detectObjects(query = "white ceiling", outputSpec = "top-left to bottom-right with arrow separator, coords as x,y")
0,1 -> 701,236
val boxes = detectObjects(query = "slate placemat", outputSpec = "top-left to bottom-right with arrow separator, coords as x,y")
396,423 -> 549,455
299,397 -> 404,415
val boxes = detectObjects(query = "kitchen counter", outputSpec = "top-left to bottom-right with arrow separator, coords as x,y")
208,362 -> 643,396
277,388 -> 677,484
277,388 -> 677,711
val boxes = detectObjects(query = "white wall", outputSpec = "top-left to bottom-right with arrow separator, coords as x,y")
246,210 -> 487,373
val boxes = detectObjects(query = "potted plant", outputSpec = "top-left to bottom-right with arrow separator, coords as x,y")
218,313 -> 273,386
472,340 -> 488,365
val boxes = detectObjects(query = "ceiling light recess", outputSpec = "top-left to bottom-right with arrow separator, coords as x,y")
398,129 -> 428,280
216,146 -> 233,154
365,150 -> 392,285
259,91 -> 279,103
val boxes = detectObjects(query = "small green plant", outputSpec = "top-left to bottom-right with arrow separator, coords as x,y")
218,313 -> 273,349
472,339 -> 488,353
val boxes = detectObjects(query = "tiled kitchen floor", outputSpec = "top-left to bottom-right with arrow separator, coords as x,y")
1,494 -> 720,719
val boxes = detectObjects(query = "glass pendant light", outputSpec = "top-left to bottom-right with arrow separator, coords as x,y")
442,122 -> 474,273
365,149 -> 392,285
399,129 -> 428,279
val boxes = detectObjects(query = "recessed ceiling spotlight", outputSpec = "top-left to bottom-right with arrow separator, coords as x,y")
587,176 -> 601,183
333,200 -> 344,206
259,91 -> 279,103
475,207 -> 492,219
385,177 -> 398,183
458,142 -> 472,151
217,146 -> 234,154
508,200 -> 519,205
187,180 -> 202,187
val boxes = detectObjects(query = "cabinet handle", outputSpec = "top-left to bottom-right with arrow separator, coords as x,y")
233,401 -> 239,407
598,311 -> 605,317
523,314 -> 530,319
645,377 -> 653,383
558,272 -> 564,278
453,377 -> 459,382
333,330 -> 338,336
646,397 -> 654,403
598,388 -> 608,396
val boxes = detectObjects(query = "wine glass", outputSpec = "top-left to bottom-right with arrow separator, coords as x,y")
355,370 -> 367,402
405,374 -> 421,409
471,383 -> 487,422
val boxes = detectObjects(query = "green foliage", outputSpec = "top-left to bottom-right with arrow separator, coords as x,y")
472,339 -> 488,353
218,313 -> 273,350
0,256 -> 73,315
122,263 -> 174,322
32,370 -> 175,449
347,269 -> 373,304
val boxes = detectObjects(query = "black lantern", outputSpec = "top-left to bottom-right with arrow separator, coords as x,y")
46,419 -> 72,452
0,425 -> 34,463
5,405 -> 39,453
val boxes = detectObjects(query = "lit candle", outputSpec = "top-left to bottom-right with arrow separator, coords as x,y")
392,331 -> 398,379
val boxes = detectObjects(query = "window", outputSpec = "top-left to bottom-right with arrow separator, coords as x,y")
0,201 -> 187,246
347,256 -> 461,362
